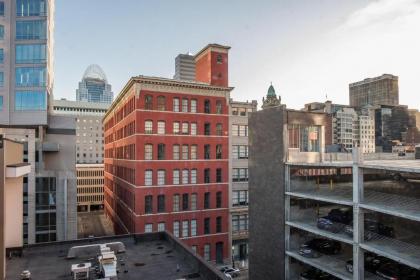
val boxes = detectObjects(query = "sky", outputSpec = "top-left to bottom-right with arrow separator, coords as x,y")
54,0 -> 420,110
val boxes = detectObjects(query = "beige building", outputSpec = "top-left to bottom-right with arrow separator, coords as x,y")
229,99 -> 257,267
76,164 -> 104,212
0,137 -> 30,279
52,99 -> 108,164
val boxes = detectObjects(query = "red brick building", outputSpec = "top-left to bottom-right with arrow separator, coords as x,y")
103,44 -> 232,263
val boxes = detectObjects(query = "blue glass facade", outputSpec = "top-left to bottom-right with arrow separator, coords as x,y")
0,72 -> 3,87
85,80 -> 106,103
16,67 -> 46,87
16,20 -> 47,40
0,48 -> 3,63
15,91 -> 46,111
0,25 -> 4,39
0,96 -> 3,110
16,44 -> 47,63
16,0 -> 47,17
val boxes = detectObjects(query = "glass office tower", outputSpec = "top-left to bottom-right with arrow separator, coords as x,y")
76,64 -> 113,104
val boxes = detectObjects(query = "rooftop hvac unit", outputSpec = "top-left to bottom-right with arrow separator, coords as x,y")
71,263 -> 91,280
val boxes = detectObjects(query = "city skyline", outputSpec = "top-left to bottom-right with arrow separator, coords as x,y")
54,0 -> 420,109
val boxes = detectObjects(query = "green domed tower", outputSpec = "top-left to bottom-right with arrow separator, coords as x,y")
262,83 -> 281,109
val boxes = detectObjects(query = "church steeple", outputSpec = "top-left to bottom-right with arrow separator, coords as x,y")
262,83 -> 281,109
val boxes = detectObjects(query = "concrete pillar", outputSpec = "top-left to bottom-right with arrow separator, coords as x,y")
352,147 -> 364,280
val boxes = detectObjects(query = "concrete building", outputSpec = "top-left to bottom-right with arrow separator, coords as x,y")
0,0 -> 54,126
76,164 -> 104,212
6,232 -> 227,280
349,74 -> 399,108
229,99 -> 257,267
0,0 -> 77,245
103,44 -> 232,264
52,99 -> 108,164
76,64 -> 113,104
0,136 -> 30,280
174,53 -> 196,81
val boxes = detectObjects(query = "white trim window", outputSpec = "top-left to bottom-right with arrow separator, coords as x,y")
182,169 -> 189,184
191,193 -> 197,210
182,144 -> 189,160
173,144 -> 180,160
158,222 -> 165,232
182,220 -> 189,237
173,221 -> 180,238
182,122 -> 189,134
173,169 -> 180,185
157,170 -> 166,185
145,223 -> 153,233
204,244 -> 210,261
173,98 -> 180,112
191,123 -> 197,135
190,145 -> 197,160
145,120 -> 153,134
144,144 -> 153,160
173,122 -> 180,134
190,99 -> 197,113
182,98 -> 188,112
191,219 -> 197,236
144,170 -> 153,186
190,169 -> 197,184
157,121 -> 165,135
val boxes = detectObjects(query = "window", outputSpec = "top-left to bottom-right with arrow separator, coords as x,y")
232,125 -> 239,136
145,120 -> 153,134
191,169 -> 197,184
233,190 -> 248,206
182,193 -> 189,211
145,223 -> 153,233
145,95 -> 153,110
204,145 -> 210,159
232,168 -> 248,182
204,123 -> 211,135
192,245 -> 197,253
172,169 -> 180,185
191,123 -> 197,135
145,195 -> 153,214
191,193 -> 197,210
216,191 -> 222,208
204,169 -> 210,183
182,98 -> 188,112
240,146 -> 248,159
157,143 -> 165,160
0,96 -> 3,111
173,194 -> 180,212
145,170 -> 153,186
190,99 -> 197,113
0,25 -> 3,40
204,218 -> 210,234
216,101 -> 222,114
173,122 -> 180,134
232,214 -> 248,232
182,145 -> 189,160
182,169 -> 189,184
16,67 -> 47,87
216,123 -> 223,136
173,144 -> 180,160
15,91 -> 46,111
173,221 -> 180,238
216,169 -> 222,183
157,170 -> 166,185
0,49 -> 3,63
144,144 -> 153,160
0,72 -> 3,87
173,98 -> 180,112
204,99 -> 211,114
17,0 -> 47,16
157,195 -> 165,213
191,220 -> 197,236
239,125 -> 248,137
0,2 -> 3,16
216,216 -> 222,233
157,121 -> 165,134
182,220 -> 189,237
16,20 -> 46,40
157,96 -> 166,111
190,145 -> 197,160
16,44 -> 47,63
182,122 -> 189,134
288,124 -> 321,152
204,192 -> 210,209
216,145 -> 222,159
204,244 -> 211,261
158,222 -> 165,232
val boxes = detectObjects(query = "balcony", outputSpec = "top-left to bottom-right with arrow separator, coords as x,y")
6,163 -> 31,178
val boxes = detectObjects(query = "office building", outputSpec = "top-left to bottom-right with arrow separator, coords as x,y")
6,232 -> 227,279
0,0 -> 77,245
52,99 -> 108,164
229,99 -> 257,268
103,44 -> 232,264
0,136 -> 30,280
76,64 -> 113,104
174,53 -> 196,81
349,74 -> 399,108
76,163 -> 104,212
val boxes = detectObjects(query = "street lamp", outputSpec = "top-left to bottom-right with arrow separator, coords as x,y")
231,245 -> 235,268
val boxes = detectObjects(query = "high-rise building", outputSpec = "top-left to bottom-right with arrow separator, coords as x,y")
103,44 -> 232,264
0,0 -> 54,126
76,64 -> 113,104
229,99 -> 257,268
174,53 -> 196,81
0,0 -> 77,245
75,164 -> 104,212
349,74 -> 399,108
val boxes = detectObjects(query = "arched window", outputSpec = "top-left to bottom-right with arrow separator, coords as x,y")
204,99 -> 211,114
216,100 -> 222,114
145,95 -> 153,110
157,96 -> 166,111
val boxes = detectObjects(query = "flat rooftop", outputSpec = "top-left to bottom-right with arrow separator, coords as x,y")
6,233 -> 225,280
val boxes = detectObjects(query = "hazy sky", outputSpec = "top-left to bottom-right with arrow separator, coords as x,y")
54,0 -> 420,109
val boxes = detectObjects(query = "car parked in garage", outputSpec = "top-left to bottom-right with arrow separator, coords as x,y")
299,238 -> 341,258
300,267 -> 339,280
344,219 -> 394,240
317,208 -> 352,233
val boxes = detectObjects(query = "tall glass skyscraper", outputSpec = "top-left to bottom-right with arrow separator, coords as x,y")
76,64 -> 113,104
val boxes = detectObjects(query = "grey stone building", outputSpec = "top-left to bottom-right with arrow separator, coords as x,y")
349,74 -> 399,108
229,99 -> 257,268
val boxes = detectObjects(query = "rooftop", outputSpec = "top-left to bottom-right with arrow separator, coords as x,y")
6,233 -> 226,280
